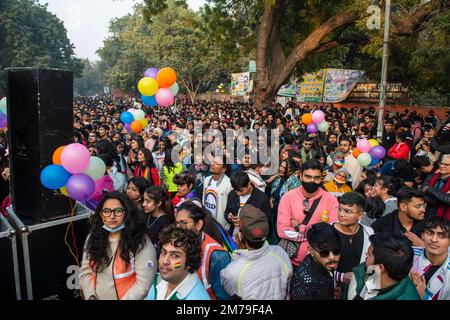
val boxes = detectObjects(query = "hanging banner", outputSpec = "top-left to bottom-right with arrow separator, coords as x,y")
230,72 -> 251,96
278,78 -> 300,97
297,70 -> 325,102
322,69 -> 364,103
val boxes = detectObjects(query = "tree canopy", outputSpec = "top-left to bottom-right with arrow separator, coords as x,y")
140,0 -> 449,107
98,1 -> 237,102
0,0 -> 83,95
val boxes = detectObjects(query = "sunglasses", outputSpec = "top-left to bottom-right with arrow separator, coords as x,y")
312,246 -> 341,258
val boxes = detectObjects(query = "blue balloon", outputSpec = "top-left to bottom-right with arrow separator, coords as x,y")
40,164 -> 71,190
369,158 -> 380,167
120,111 -> 134,124
142,94 -> 157,107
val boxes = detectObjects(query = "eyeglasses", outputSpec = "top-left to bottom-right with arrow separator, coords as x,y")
439,162 -> 450,167
312,246 -> 341,258
100,207 -> 125,217
338,206 -> 361,215
413,203 -> 427,210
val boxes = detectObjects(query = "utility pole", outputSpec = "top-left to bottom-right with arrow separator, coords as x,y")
376,0 -> 391,140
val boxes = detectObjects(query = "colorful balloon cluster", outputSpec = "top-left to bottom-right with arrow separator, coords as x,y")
352,139 -> 386,167
0,97 -> 8,128
138,67 -> 179,108
120,108 -> 149,134
40,143 -> 106,202
301,110 -> 329,134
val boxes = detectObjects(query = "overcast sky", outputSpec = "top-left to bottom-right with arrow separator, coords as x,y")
38,0 -> 206,61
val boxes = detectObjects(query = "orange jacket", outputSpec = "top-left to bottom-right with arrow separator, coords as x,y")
91,250 -> 136,300
196,233 -> 226,300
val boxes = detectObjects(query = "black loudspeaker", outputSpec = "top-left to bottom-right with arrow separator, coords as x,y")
6,68 -> 73,222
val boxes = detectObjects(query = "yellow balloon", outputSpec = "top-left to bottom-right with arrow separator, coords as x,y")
369,139 -> 379,148
60,186 -> 69,197
138,77 -> 159,96
140,119 -> 148,128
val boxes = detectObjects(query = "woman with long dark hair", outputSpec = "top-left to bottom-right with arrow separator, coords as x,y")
126,177 -> 150,210
162,148 -> 183,198
142,186 -> 174,249
79,192 -> 156,300
134,148 -> 160,186
175,201 -> 231,300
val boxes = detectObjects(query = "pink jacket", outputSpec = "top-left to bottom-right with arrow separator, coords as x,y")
277,187 -> 339,266
91,175 -> 115,202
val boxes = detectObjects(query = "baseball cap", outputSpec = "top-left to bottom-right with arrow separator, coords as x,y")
239,205 -> 269,242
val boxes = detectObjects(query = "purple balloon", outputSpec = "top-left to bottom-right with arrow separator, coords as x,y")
125,123 -> 131,131
306,123 -> 318,134
66,173 -> 95,202
369,145 -> 386,160
0,113 -> 7,128
144,67 -> 159,79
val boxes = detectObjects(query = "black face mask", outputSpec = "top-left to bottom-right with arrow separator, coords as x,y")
302,181 -> 321,193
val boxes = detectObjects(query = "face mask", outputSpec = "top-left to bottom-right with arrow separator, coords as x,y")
302,181 -> 321,193
102,223 -> 125,233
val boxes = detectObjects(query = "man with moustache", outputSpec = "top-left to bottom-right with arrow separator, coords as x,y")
290,223 -> 342,300
145,226 -> 210,300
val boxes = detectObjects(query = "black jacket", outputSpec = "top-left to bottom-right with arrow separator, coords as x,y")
224,187 -> 271,234
372,210 -> 423,242
422,174 -> 450,218
290,255 -> 335,300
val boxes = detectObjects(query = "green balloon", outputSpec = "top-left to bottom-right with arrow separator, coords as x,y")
317,121 -> 329,132
0,97 -> 7,115
358,153 -> 372,167
82,156 -> 106,181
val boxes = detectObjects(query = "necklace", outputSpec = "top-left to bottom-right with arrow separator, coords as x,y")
338,224 -> 360,244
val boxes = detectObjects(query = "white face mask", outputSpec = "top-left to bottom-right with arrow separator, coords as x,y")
361,264 -> 382,300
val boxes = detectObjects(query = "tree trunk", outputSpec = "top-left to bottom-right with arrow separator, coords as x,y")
253,0 -> 443,110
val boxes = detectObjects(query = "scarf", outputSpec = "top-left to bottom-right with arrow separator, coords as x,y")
134,165 -> 151,183
429,173 -> 450,220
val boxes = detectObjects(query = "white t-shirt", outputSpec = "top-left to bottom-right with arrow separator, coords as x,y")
204,180 -> 219,219
233,193 -> 251,237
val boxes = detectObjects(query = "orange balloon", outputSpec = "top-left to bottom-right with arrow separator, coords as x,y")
130,120 -> 143,133
352,148 -> 361,159
301,113 -> 313,125
52,146 -> 65,165
156,67 -> 177,88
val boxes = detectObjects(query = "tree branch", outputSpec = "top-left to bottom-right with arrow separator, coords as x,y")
391,0 -> 448,35
269,10 -> 356,94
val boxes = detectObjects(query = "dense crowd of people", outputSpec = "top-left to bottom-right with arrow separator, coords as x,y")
3,95 -> 450,300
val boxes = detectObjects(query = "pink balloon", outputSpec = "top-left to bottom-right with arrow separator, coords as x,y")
312,110 -> 325,124
356,139 -> 371,153
60,143 -> 90,174
155,88 -> 174,107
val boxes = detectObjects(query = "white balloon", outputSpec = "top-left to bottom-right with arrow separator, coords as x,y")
134,109 -> 146,121
168,82 -> 179,96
